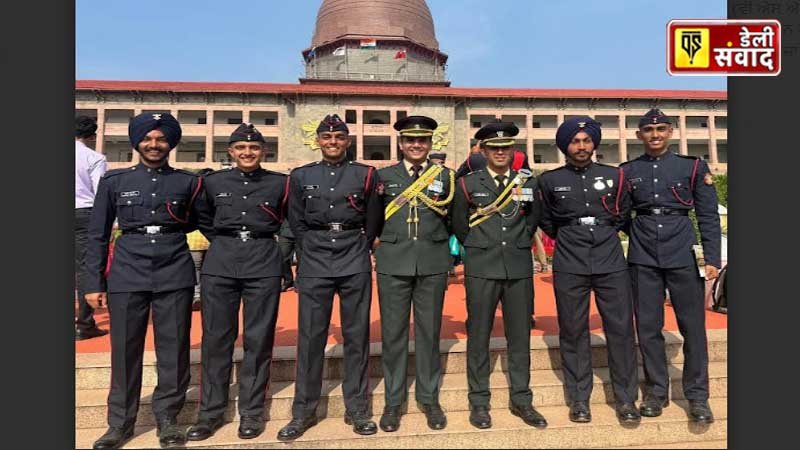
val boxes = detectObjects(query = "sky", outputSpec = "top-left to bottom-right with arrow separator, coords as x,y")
76,0 -> 726,91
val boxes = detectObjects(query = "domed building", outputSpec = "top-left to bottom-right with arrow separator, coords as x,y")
302,0 -> 448,85
75,0 -> 727,173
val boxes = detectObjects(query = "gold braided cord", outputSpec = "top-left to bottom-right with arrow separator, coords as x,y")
384,165 -> 443,221
468,172 -> 532,228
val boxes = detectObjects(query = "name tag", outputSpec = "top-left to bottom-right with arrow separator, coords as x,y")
554,186 -> 572,192
216,192 -> 232,198
303,185 -> 319,191
387,183 -> 401,189
428,180 -> 444,193
120,191 -> 140,198
473,192 -> 490,198
630,178 -> 643,183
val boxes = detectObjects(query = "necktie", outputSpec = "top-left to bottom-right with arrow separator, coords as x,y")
412,165 -> 422,181
495,174 -> 507,190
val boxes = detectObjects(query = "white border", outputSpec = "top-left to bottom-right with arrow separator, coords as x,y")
666,19 -> 782,77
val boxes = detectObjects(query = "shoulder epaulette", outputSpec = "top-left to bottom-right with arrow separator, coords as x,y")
102,167 -> 135,179
174,168 -> 200,177
675,154 -> 699,160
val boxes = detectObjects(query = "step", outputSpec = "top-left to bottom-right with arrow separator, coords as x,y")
609,440 -> 727,449
75,329 -> 728,390
75,362 -> 727,428
74,398 -> 727,449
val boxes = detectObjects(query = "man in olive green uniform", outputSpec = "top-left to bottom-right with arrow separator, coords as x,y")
374,116 -> 453,432
452,122 -> 547,430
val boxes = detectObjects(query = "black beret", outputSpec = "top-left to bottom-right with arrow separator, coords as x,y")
638,108 -> 672,128
475,122 -> 519,147
229,123 -> 265,144
394,115 -> 438,137
75,115 -> 98,138
429,152 -> 447,161
317,114 -> 349,134
556,116 -> 602,153
129,112 -> 182,150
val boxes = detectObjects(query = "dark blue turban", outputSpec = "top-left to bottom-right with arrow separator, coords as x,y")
556,116 -> 602,153
129,112 -> 182,150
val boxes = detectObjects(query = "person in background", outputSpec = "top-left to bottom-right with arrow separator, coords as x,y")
75,115 -> 108,341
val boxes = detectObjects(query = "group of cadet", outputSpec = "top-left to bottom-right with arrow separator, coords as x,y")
83,107 -> 721,449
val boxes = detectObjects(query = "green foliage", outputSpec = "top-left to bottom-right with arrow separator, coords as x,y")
713,174 -> 728,207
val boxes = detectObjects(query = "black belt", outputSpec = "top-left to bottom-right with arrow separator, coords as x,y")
635,208 -> 689,216
560,217 -> 615,227
218,230 -> 274,240
122,225 -> 184,235
308,223 -> 363,232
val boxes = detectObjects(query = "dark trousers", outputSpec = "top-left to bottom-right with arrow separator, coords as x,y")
377,273 -> 447,407
291,273 -> 372,418
630,263 -> 709,401
198,275 -> 281,420
278,236 -> 298,284
106,288 -> 193,427
465,276 -> 533,407
75,207 -> 96,331
552,270 -> 639,405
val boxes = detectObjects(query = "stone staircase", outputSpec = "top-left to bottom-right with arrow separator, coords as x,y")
75,329 -> 727,448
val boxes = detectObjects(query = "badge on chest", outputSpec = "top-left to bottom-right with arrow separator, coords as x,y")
512,187 -> 534,202
427,179 -> 444,194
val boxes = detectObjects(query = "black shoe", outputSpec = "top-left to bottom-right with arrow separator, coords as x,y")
187,417 -> 224,441
76,326 -> 109,341
156,418 -> 186,449
469,405 -> 492,429
688,400 -> 715,423
569,401 -> 592,423
281,280 -> 295,292
92,424 -> 134,449
421,403 -> 447,430
639,394 -> 669,417
276,416 -> 318,442
616,402 -> 642,424
379,405 -> 402,432
510,403 -> 548,429
344,411 -> 378,436
238,415 -> 265,439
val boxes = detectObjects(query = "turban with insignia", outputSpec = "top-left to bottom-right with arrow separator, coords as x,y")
129,112 -> 182,150
556,116 -> 602,153
317,114 -> 349,134
75,116 -> 97,138
229,123 -> 265,144
638,108 -> 672,128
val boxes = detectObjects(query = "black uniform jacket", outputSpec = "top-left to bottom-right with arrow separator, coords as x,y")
539,162 -> 630,275
288,159 -> 383,278
197,167 -> 288,278
85,163 -> 202,293
621,150 -> 721,269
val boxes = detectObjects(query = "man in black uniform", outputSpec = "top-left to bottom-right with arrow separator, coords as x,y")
374,116 -> 453,432
622,109 -> 721,423
85,113 -> 203,449
538,117 -> 640,424
277,114 -> 383,441
186,124 -> 289,441
452,122 -> 547,430
278,220 -> 298,292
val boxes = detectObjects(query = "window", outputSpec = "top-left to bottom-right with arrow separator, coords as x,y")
197,117 -> 207,125
396,110 -> 407,121
364,110 -> 390,125
227,118 -> 243,125
345,110 -> 358,124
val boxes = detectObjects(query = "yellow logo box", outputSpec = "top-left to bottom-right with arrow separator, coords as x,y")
674,28 -> 710,68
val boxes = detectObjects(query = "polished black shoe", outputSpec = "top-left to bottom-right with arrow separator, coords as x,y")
688,400 -> 715,423
379,405 -> 402,432
238,415 -> 265,439
569,401 -> 592,423
616,402 -> 642,424
156,419 -> 187,449
277,416 -> 318,441
187,417 -> 224,441
421,403 -> 447,430
639,394 -> 670,417
469,405 -> 492,429
281,280 -> 295,292
92,424 -> 134,449
511,403 -> 548,429
76,326 -> 109,341
344,411 -> 378,435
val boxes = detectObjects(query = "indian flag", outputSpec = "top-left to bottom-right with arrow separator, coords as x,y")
359,39 -> 377,48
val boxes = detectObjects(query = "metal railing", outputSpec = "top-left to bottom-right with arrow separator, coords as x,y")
305,71 -> 448,83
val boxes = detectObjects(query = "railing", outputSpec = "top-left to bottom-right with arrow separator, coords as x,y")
305,71 -> 448,83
